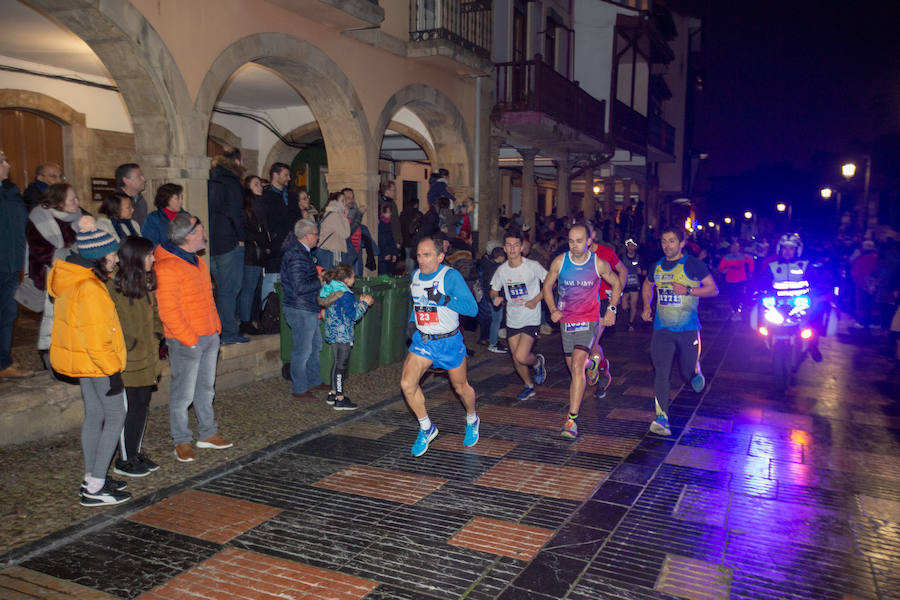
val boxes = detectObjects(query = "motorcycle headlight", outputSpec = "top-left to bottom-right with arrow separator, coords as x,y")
792,295 -> 810,310
764,309 -> 785,325
762,296 -> 776,309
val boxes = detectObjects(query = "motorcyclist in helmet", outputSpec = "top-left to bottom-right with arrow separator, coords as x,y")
765,233 -> 824,362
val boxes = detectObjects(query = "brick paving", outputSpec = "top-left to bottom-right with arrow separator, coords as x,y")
2,303 -> 899,599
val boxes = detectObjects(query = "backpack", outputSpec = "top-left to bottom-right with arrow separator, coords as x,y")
259,291 -> 281,334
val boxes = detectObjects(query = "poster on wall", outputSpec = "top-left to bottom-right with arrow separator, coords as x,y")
91,177 -> 118,204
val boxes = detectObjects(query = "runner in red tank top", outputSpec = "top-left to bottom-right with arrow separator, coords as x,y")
587,224 -> 628,398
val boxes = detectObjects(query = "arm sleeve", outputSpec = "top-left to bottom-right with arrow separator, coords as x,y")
490,267 -> 503,291
444,268 -> 477,316
77,284 -> 123,375
685,256 -> 711,281
532,260 -> 549,282
745,256 -> 755,273
155,264 -> 198,346
353,299 -> 370,322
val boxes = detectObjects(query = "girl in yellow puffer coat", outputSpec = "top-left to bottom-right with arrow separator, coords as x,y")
47,216 -> 131,507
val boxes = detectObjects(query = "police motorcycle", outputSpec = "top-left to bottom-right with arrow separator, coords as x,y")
749,234 -> 834,392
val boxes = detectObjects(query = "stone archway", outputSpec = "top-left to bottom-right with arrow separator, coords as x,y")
262,122 -> 324,179
386,120 -> 437,168
373,84 -> 473,197
194,33 -> 376,208
0,90 -> 93,207
22,0 -> 192,166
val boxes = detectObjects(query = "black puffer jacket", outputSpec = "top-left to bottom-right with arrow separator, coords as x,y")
207,159 -> 246,256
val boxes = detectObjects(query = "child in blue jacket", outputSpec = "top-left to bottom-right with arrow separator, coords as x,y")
318,264 -> 373,410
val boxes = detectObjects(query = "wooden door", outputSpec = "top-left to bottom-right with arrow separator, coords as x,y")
0,109 -> 63,187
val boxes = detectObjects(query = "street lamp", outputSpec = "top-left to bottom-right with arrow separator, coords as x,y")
592,185 -> 600,195
708,221 -> 715,228
820,187 -> 833,199
724,217 -> 732,224
776,203 -> 786,212
842,163 -> 857,180
744,211 -> 753,219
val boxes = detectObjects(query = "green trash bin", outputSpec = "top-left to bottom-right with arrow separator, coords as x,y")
275,282 -> 291,365
347,278 -> 387,374
378,275 -> 410,365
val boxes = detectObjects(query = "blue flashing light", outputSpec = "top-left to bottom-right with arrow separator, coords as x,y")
762,296 -> 776,309
792,295 -> 811,310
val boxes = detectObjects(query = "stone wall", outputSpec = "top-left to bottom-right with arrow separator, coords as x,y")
0,335 -> 283,448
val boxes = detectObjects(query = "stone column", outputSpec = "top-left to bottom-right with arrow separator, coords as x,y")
582,168 -> 597,220
520,148 -> 538,234
143,153 -> 211,227
556,153 -> 570,218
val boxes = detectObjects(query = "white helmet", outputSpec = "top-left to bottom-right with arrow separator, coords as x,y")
777,233 -> 803,257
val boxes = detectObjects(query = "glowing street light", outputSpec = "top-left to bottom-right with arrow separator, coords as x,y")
842,162 -> 857,179
820,187 -> 833,199
697,224 -> 704,230
776,203 -> 787,212
592,185 -> 601,195
708,221 -> 715,228
744,211 -> 753,219
724,217 -> 732,224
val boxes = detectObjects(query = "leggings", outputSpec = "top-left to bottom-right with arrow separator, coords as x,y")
331,343 -> 351,395
650,328 -> 701,413
119,385 -> 153,462
725,282 -> 745,312
80,376 -> 126,479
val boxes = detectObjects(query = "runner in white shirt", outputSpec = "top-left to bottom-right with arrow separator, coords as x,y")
490,228 -> 548,400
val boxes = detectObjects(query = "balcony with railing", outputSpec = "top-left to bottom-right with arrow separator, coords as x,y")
610,99 -> 648,154
408,0 -> 492,72
648,112 -> 675,158
493,56 -> 606,148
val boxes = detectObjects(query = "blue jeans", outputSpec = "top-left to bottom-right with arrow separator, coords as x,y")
0,271 -> 18,370
210,246 -> 244,341
477,296 -> 502,346
283,305 -> 322,394
238,265 -> 262,322
168,334 -> 220,445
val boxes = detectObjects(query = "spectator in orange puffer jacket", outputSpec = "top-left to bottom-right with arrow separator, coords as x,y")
47,216 -> 131,507
154,213 -> 232,464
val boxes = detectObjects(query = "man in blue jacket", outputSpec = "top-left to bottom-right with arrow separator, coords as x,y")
208,147 -> 248,345
0,151 -> 34,378
281,219 -> 325,400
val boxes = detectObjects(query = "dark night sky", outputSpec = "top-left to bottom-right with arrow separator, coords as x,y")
691,0 -> 900,185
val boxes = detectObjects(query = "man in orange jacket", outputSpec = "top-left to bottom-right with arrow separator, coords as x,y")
155,214 -> 233,463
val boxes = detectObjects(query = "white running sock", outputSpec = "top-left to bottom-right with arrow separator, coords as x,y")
654,397 -> 665,417
85,475 -> 105,494
466,412 -> 478,425
418,415 -> 433,431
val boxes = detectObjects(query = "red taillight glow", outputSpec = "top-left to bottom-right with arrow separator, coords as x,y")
801,328 -> 813,339
758,327 -> 769,336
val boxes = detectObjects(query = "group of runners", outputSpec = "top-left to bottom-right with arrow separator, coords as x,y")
399,222 -> 718,456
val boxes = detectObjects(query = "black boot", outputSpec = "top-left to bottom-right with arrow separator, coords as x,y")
240,321 -> 262,336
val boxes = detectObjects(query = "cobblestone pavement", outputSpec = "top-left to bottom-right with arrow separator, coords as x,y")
1,303 -> 899,599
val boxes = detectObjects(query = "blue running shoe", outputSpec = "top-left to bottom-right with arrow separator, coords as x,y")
650,413 -> 671,436
691,370 -> 705,393
463,417 -> 479,447
411,425 -> 438,457
516,386 -> 536,401
533,354 -> 547,385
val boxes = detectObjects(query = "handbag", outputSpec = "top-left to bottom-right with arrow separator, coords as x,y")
15,276 -> 45,312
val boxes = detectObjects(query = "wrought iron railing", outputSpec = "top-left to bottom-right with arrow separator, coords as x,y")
494,55 -> 605,141
610,99 -> 648,153
409,0 -> 492,58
